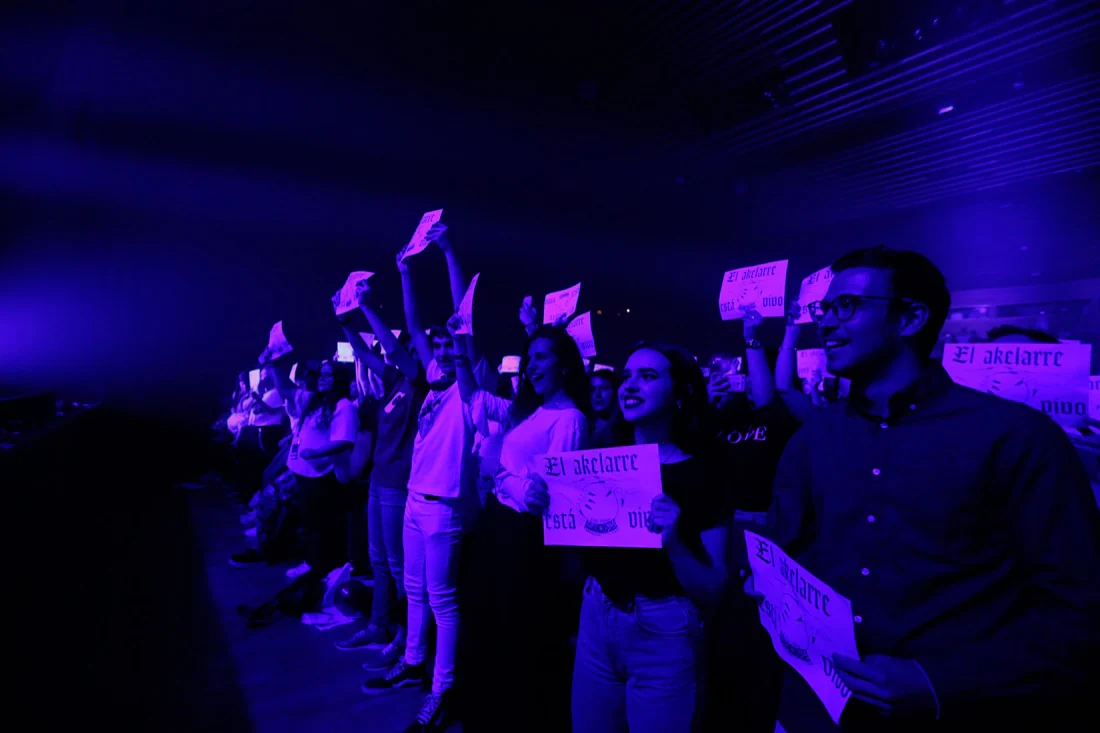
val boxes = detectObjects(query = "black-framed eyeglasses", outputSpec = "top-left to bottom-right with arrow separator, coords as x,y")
807,295 -> 911,324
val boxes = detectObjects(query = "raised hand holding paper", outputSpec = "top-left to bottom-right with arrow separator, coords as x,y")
796,266 -> 833,325
719,259 -> 789,320
248,369 -> 261,392
537,444 -> 662,548
566,311 -> 597,358
745,530 -> 859,725
335,342 -> 354,363
398,209 -> 444,262
454,273 -> 480,335
333,271 -> 374,315
261,320 -> 293,363
544,282 -> 582,325
943,343 -> 1092,426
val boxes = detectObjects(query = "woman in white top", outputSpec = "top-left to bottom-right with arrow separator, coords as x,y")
286,360 -> 359,577
452,321 -> 590,733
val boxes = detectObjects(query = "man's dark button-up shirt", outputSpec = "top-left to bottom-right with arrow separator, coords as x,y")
768,364 -> 1100,731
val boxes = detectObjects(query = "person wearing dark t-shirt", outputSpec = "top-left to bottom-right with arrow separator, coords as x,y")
334,282 -> 428,655
571,342 -> 729,733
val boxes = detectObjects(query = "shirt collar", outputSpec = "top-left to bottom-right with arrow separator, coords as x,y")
846,362 -> 953,420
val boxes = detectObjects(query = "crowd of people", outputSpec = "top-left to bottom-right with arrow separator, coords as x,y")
208,222 -> 1100,733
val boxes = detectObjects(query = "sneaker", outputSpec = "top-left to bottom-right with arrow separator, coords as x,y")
361,659 -> 424,695
334,625 -> 390,651
404,689 -> 453,731
285,562 -> 311,579
362,632 -> 406,671
229,549 -> 266,567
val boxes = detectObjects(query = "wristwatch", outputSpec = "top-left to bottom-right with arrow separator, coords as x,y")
745,338 -> 762,350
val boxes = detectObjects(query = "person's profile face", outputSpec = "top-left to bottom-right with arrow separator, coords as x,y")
817,268 -> 902,378
526,337 -> 562,397
317,364 -> 335,393
590,375 -> 615,415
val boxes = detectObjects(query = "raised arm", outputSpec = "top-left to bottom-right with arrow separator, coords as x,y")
774,301 -> 801,394
519,296 -> 538,338
741,307 -> 776,408
447,314 -> 480,404
355,280 -> 420,380
398,252 -> 434,371
432,225 -> 482,366
335,300 -> 387,377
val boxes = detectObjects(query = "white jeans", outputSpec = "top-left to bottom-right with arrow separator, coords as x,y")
403,491 -> 464,694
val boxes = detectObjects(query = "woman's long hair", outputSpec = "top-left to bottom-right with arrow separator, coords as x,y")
302,360 -> 353,428
609,341 -> 711,456
511,325 -> 591,424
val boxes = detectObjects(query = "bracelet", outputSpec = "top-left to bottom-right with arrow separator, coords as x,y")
745,338 -> 763,350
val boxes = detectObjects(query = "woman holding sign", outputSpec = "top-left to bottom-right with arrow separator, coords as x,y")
451,320 -> 590,733
571,342 -> 729,733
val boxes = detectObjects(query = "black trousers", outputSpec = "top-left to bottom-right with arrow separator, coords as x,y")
460,494 -> 575,733
296,472 -> 348,575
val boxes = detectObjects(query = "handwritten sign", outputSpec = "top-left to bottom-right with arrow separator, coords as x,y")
795,266 -> 833,324
544,282 -> 582,324
335,342 -> 354,363
719,259 -> 789,320
499,355 -> 521,374
248,369 -> 260,392
331,271 -> 374,315
261,320 -> 293,363
398,209 -> 444,262
943,343 -> 1092,427
537,444 -> 663,548
455,273 -> 480,336
594,364 -> 614,373
289,363 -> 299,385
566,311 -> 597,358
796,349 -> 832,380
746,531 -> 859,725
1090,375 -> 1099,421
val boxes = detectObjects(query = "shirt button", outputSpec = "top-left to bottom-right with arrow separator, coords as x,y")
872,468 -> 881,476
867,515 -> 876,523
861,567 -> 870,576
854,615 -> 863,624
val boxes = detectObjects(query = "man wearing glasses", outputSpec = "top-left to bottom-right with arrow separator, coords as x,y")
759,246 -> 1100,731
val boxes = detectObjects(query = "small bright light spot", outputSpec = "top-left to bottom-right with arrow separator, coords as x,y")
626,308 -> 631,313
596,309 -> 603,315
938,105 -> 954,115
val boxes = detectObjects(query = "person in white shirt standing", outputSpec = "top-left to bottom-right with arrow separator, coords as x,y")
361,222 -> 485,733
286,360 -> 359,579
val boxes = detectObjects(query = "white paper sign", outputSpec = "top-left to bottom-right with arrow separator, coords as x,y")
289,363 -> 299,385
455,273 -> 480,336
335,342 -> 354,363
544,282 -> 582,324
795,266 -> 833,324
566,311 -> 597,358
943,343 -> 1092,427
248,369 -> 260,391
594,364 -> 614,373
262,320 -> 293,363
796,349 -> 832,380
332,270 -> 374,315
746,531 -> 859,725
499,355 -> 521,374
719,259 -> 789,320
1090,376 -> 1100,421
399,209 -> 444,262
537,444 -> 663,548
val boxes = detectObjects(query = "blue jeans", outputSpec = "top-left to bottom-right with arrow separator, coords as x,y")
367,482 -> 407,629
572,577 -> 703,733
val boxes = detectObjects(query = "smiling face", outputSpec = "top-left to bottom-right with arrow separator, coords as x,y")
590,374 -> 616,416
619,348 -> 676,425
432,334 -> 456,378
817,267 -> 905,378
526,337 -> 563,397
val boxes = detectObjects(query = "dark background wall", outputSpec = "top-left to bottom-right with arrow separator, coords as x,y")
2,0 -> 1098,427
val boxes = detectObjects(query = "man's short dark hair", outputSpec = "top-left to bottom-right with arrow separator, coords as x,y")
830,245 -> 951,359
428,325 -> 451,342
985,325 -> 1061,344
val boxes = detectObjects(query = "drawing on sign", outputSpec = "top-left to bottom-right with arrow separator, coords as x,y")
718,259 -> 789,320
398,209 -> 444,262
980,372 -> 1036,406
333,271 -> 374,315
567,311 -> 596,358
544,282 -> 582,325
